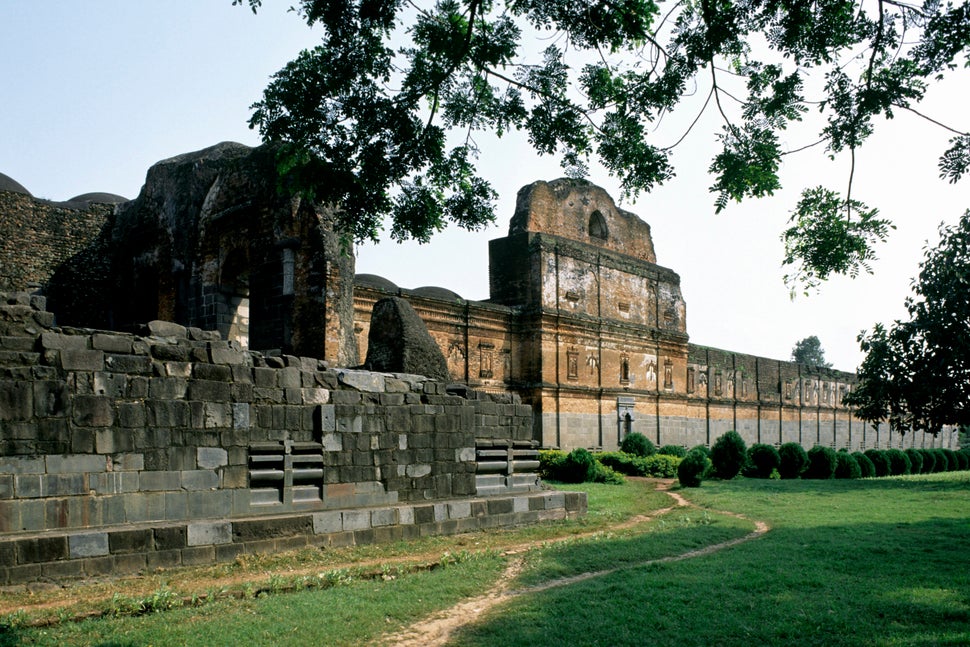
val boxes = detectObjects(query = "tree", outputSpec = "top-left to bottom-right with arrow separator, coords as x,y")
791,335 -> 832,368
846,210 -> 970,435
236,0 -> 968,292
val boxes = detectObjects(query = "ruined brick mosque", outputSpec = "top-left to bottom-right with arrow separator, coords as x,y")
2,142 -> 957,454
0,142 -> 958,583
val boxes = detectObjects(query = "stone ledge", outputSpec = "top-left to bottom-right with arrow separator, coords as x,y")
0,490 -> 585,586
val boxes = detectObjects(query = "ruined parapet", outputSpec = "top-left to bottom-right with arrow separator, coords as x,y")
110,142 -> 357,366
0,293 -> 576,585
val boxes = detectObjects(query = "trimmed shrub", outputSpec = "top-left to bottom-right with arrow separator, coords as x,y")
955,450 -> 969,471
559,448 -> 596,483
620,432 -> 656,457
834,451 -> 862,479
905,448 -> 924,475
678,449 -> 711,487
929,449 -> 947,472
778,442 -> 809,479
865,449 -> 891,477
590,461 -> 625,484
853,452 -> 875,478
640,454 -> 682,478
596,452 -> 681,478
746,443 -> 781,478
919,449 -> 936,474
711,431 -> 747,480
885,448 -> 912,475
941,449 -> 959,471
804,446 -> 838,479
689,445 -> 712,458
539,450 -> 566,479
658,444 -> 687,458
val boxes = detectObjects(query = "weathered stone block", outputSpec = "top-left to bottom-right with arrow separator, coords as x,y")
46,453 -> 106,474
108,529 -> 153,555
0,456 -> 45,474
233,516 -> 312,542
153,525 -> 187,550
181,470 -> 220,491
72,395 -> 114,427
193,363 -> 232,381
341,510 -> 370,531
0,380 -> 33,421
149,377 -> 188,399
61,349 -> 105,371
105,353 -> 152,374
204,402 -> 232,429
40,332 -> 88,351
337,370 -> 386,393
17,536 -> 68,564
92,333 -> 133,354
69,533 -> 109,559
187,521 -> 232,546
197,447 -> 228,469
139,471 -> 180,491
147,320 -> 187,339
151,343 -> 189,362
188,380 -> 231,402
210,347 -> 248,366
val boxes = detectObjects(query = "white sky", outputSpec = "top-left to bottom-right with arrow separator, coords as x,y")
1,2 -> 967,371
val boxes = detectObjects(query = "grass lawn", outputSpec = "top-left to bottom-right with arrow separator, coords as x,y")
457,473 -> 970,647
3,474 -> 968,646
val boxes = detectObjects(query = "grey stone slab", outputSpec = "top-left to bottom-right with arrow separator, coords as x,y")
139,471 -> 180,491
40,332 -> 88,351
61,349 -> 104,372
0,456 -> 45,474
341,510 -> 370,531
370,508 -> 397,527
197,447 -> 228,469
187,521 -> 232,546
337,370 -> 386,393
312,510 -> 342,534
232,403 -> 250,430
448,501 -> 472,519
147,320 -> 187,339
181,470 -> 220,491
72,395 -> 114,427
0,380 -> 33,421
45,454 -> 106,474
69,532 -> 109,559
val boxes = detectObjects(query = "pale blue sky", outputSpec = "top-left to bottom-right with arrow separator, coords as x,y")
2,2 -> 967,370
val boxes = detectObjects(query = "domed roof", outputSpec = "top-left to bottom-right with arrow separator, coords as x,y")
354,273 -> 399,292
0,172 -> 31,196
66,192 -> 129,205
411,286 -> 463,302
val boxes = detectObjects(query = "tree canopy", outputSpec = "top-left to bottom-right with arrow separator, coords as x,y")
236,0 -> 968,292
791,335 -> 832,368
845,210 -> 970,436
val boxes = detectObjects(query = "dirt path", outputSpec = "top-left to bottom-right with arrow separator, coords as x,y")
378,483 -> 770,647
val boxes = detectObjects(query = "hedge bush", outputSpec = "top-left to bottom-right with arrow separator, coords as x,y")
804,446 -> 838,479
689,445 -> 712,458
919,449 -> 936,474
596,452 -> 681,478
711,431 -> 747,480
955,450 -> 969,471
933,449 -> 949,472
885,448 -> 912,476
778,442 -> 809,479
865,449 -> 891,477
745,443 -> 781,479
941,449 -> 958,471
678,449 -> 711,487
620,432 -> 656,457
853,451 -> 875,478
905,448 -> 924,475
658,444 -> 687,458
834,450 -> 862,479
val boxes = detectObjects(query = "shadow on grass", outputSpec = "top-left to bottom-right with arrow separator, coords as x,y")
455,479 -> 970,647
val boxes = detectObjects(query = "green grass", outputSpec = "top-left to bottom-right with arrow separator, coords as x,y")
5,474 -> 968,646
456,473 -> 970,647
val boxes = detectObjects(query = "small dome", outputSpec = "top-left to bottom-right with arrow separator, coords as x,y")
354,273 -> 399,292
411,286 -> 463,302
0,172 -> 31,196
66,192 -> 129,205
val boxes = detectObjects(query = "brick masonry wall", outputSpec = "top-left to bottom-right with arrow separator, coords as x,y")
0,291 -> 578,584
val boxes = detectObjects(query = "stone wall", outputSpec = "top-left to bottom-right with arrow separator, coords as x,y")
0,291 -> 577,584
